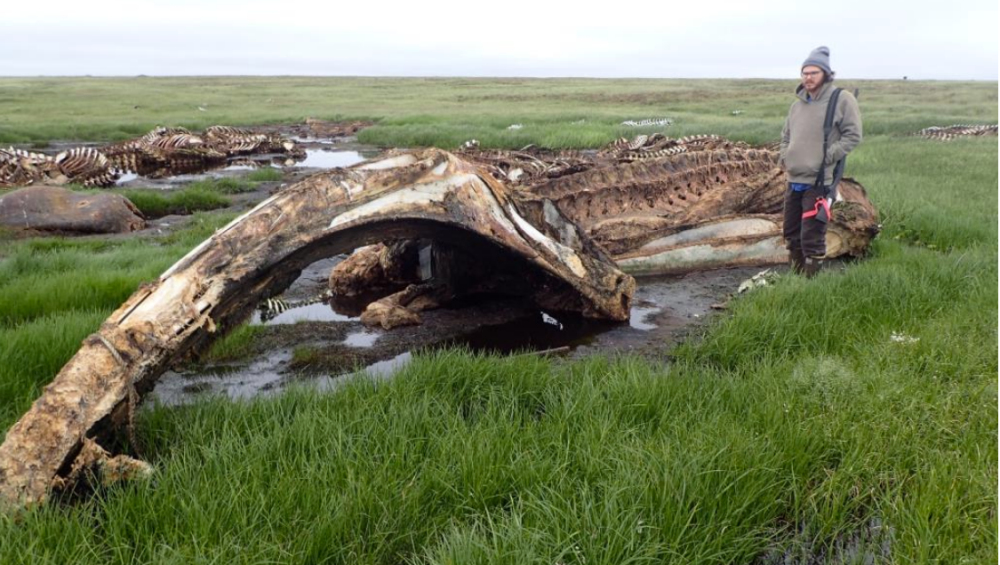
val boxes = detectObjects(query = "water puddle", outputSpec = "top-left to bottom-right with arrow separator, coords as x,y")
150,350 -> 292,406
115,161 -> 275,186
115,148 -> 375,186
343,330 -> 380,348
450,311 -> 613,355
288,135 -> 334,145
252,302 -> 359,325
363,351 -> 413,378
758,517 -> 894,564
150,266 -> 768,406
294,149 -> 367,168
313,351 -> 414,392
629,306 -> 660,330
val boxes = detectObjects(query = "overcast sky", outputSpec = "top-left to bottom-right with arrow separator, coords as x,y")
1,0 -> 996,80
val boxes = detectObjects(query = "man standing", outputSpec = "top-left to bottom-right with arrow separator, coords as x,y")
779,46 -> 862,277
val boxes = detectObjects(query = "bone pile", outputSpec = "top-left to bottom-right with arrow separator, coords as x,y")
1,126 -> 304,188
103,126 -> 302,179
458,133 -> 753,186
600,133 -> 748,162
457,144 -> 592,185
915,124 -> 998,141
621,118 -> 673,127
1,147 -> 117,188
0,141 -> 884,507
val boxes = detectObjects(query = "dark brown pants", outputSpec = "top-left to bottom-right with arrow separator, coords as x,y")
783,185 -> 828,259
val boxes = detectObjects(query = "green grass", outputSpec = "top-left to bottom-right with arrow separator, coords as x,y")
0,78 -> 994,148
202,324 -> 267,363
0,80 -> 995,564
0,212 -> 237,427
116,186 -> 229,218
246,167 -> 284,182
115,177 -> 263,218
187,177 -> 257,194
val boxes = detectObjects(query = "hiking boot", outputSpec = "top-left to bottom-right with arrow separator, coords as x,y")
789,249 -> 806,275
804,257 -> 823,278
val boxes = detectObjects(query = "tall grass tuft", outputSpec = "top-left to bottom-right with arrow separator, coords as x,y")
246,168 -> 283,182
116,187 -> 229,218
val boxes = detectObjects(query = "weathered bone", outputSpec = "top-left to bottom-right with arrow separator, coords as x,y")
2,125 -> 305,189
473,143 -> 877,262
0,149 -> 634,508
1,147 -> 119,188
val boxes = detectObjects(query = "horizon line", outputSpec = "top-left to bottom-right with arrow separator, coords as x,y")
1,75 -> 996,82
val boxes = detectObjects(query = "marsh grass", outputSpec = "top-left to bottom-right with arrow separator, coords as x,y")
190,177 -> 256,194
0,78 -> 994,148
112,176 -> 262,217
0,212 -> 237,426
246,168 -> 284,182
0,347 -> 993,563
201,324 -> 267,363
0,80 -> 995,564
117,186 -> 229,218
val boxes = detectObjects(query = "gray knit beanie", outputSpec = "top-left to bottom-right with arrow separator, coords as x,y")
802,46 -> 833,76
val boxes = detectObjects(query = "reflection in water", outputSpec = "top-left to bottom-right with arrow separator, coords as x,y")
115,149 -> 370,185
451,312 -> 614,354
343,330 -> 380,348
629,307 -> 660,331
363,351 -> 412,379
148,269 -> 754,407
150,350 -> 292,406
310,352 -> 415,395
295,149 -> 366,168
254,302 -> 359,326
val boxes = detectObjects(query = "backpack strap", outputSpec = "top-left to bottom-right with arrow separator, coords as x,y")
814,87 -> 843,196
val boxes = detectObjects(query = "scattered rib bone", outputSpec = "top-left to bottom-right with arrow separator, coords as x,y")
1,147 -> 119,188
2,125 -> 305,188
915,124 -> 997,141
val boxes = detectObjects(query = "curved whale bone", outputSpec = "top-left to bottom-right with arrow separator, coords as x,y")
0,149 -> 634,509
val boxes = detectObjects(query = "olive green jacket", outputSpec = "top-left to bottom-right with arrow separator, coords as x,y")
779,82 -> 863,186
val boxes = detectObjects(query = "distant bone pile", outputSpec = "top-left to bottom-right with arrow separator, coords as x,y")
600,133 -> 742,162
915,124 -> 998,141
0,125 -> 303,188
0,147 -> 117,188
621,118 -> 673,127
458,133 -> 749,186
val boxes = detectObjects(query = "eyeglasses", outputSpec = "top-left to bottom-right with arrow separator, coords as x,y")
801,71 -> 823,78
